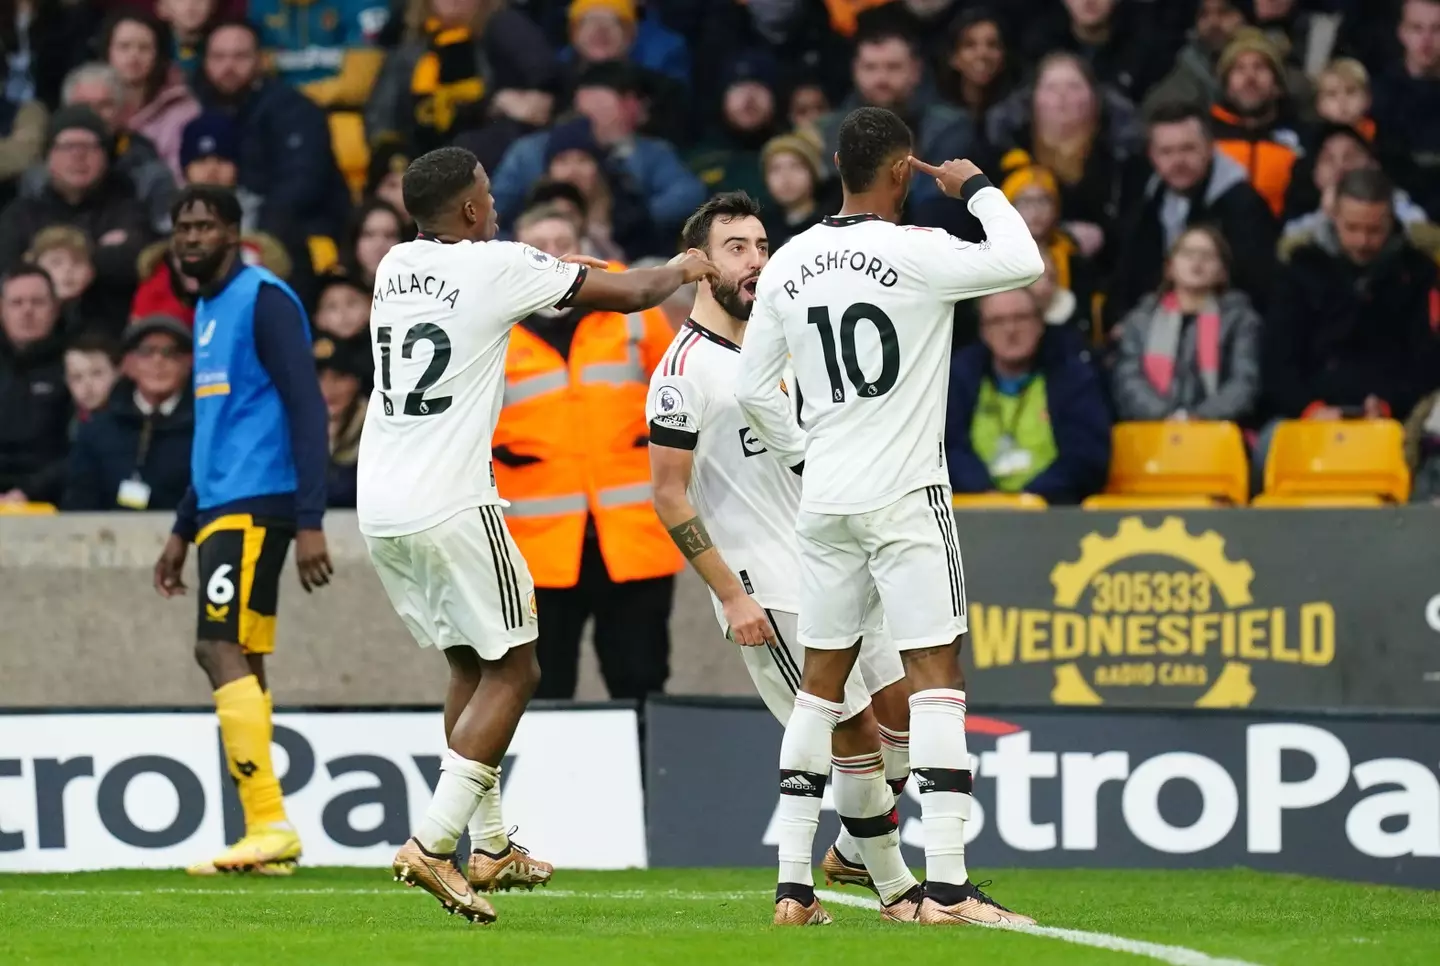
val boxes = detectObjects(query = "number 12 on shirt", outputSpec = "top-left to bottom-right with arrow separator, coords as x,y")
377,324 -> 454,417
806,302 -> 900,402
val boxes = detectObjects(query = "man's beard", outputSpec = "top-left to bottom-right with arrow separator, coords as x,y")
712,278 -> 753,320
175,248 -> 230,282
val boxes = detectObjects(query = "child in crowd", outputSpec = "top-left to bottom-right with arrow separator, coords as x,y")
1001,154 -> 1095,330
313,269 -> 372,347
760,133 -> 823,250
63,331 -> 120,429
1315,58 -> 1374,140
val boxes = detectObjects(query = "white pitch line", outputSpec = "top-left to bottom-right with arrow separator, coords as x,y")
816,889 -> 1265,966
12,887 -> 770,901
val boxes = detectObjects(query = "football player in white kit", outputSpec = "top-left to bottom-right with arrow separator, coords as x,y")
736,108 -> 1044,925
356,147 -> 718,923
645,193 -> 921,925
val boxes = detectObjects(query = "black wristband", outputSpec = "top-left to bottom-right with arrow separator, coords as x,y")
960,174 -> 994,204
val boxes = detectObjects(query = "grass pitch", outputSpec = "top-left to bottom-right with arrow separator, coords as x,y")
1,867 -> 1435,966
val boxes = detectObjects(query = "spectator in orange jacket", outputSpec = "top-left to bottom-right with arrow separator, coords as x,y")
1209,29 -> 1306,218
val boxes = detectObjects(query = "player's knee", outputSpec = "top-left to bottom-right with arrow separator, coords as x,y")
194,639 -> 245,687
509,646 -> 542,698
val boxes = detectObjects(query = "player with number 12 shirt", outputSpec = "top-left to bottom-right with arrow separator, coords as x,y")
737,107 -> 1044,924
356,147 -> 717,924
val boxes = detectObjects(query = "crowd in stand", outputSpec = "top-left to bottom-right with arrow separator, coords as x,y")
2,0 -> 1440,514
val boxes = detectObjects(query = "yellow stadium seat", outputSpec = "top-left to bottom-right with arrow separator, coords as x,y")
1260,420 -> 1410,503
1090,421 -> 1249,507
0,502 -> 57,515
1250,494 -> 1387,508
329,111 -> 369,200
1082,494 -> 1226,510
951,492 -> 1048,510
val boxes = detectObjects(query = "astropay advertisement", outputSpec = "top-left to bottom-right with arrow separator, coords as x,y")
0,708 -> 647,872
645,700 -> 1440,888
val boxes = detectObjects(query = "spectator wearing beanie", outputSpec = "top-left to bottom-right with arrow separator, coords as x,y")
62,313 -> 194,511
760,132 -> 824,250
250,0 -> 390,109
998,156 -> 1096,337
687,49 -> 783,206
492,62 -> 702,244
365,0 -> 557,159
1209,28 -> 1307,217
0,107 -> 152,306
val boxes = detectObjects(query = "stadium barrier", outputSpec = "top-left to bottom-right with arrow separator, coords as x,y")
3,509 -> 1438,712
0,704 -> 646,873
644,698 -> 1440,889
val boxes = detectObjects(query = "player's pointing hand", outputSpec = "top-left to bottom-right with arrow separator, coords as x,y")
907,156 -> 984,200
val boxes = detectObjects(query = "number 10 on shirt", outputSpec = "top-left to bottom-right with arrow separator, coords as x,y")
806,302 -> 900,402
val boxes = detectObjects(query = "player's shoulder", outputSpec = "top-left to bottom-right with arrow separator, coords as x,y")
652,321 -> 726,386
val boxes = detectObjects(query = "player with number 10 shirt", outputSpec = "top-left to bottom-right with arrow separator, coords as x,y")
355,147 -> 718,924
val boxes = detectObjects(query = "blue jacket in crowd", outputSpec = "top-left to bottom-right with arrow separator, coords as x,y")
945,329 -> 1112,505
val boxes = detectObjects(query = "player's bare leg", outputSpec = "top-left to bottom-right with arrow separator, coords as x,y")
393,643 -> 541,923
824,679 -> 913,898
437,647 -> 553,893
187,646 -> 300,876
904,640 -> 1034,925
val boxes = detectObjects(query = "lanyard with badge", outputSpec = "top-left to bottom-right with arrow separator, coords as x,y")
988,378 -> 1039,480
116,416 -> 155,509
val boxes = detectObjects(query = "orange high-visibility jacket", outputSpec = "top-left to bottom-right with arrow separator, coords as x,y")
493,304 -> 683,588
1210,104 -> 1300,219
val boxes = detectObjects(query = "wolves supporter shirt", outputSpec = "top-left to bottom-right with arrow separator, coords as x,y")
736,179 -> 1044,514
357,237 -> 584,537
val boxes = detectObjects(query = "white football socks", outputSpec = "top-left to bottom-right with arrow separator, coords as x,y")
776,691 -> 843,889
879,723 -> 910,797
415,749 -> 498,855
909,689 -> 973,888
466,769 -> 511,855
831,750 -> 918,905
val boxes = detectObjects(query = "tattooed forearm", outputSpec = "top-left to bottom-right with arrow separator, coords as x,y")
668,516 -> 714,559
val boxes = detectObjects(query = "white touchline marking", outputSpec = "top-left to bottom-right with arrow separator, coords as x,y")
816,890 -> 1266,966
12,887 -> 771,901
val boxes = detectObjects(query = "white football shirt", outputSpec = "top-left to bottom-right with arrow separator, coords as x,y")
736,183 -> 1044,514
646,320 -> 807,624
357,237 -> 584,537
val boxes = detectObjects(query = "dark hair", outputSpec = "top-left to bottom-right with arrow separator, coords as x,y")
66,328 -> 120,363
836,106 -> 913,193
101,12 -> 174,105
1146,100 -> 1213,137
170,183 -> 243,227
1163,224 -> 1234,292
1336,167 -> 1393,205
525,179 -> 589,221
346,198 -> 409,256
679,191 -> 764,252
854,26 -> 919,59
402,146 -> 480,225
2,265 -> 57,298
201,18 -> 260,57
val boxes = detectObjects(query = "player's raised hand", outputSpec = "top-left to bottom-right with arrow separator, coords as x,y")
907,156 -> 984,199
722,593 -> 776,647
153,534 -> 188,598
560,253 -> 611,270
671,250 -> 721,285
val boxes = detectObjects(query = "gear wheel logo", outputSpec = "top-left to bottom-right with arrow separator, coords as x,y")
1045,517 -> 1261,708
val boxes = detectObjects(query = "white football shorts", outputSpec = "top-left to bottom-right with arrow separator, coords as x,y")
741,609 -> 906,724
364,505 -> 538,659
796,484 -> 968,651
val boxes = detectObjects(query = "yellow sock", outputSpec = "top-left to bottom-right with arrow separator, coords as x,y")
262,689 -> 274,743
214,676 -> 288,832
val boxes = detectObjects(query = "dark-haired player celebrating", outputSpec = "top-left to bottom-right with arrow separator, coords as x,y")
737,107 -> 1043,925
153,185 -> 333,876
647,192 -> 920,926
357,146 -> 717,924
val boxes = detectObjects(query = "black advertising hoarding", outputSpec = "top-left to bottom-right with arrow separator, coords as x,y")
953,508 -> 1440,711
645,699 -> 1440,888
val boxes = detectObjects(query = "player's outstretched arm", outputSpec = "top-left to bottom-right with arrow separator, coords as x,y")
649,443 -> 775,647
908,156 -> 1045,300
569,252 -> 719,314
734,294 -> 805,469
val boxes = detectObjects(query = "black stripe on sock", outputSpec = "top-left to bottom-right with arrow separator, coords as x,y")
779,769 -> 828,798
914,767 -> 973,794
839,811 -> 900,839
777,882 -> 815,906
479,507 -> 521,629
926,486 -> 962,617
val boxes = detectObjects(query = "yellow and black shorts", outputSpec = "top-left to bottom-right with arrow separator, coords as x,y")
195,515 -> 294,654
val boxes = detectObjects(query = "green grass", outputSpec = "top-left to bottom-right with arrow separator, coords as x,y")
0,867 -> 1436,965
